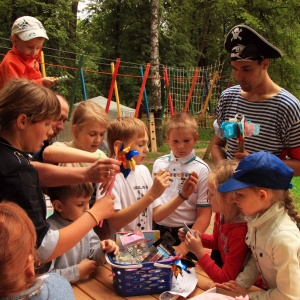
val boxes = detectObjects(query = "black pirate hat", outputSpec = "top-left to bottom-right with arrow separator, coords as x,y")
224,24 -> 283,61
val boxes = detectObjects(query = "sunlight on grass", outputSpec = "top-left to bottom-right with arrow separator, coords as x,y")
291,177 -> 300,211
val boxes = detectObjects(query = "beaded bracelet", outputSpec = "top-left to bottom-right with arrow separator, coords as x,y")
178,191 -> 189,201
86,210 -> 99,225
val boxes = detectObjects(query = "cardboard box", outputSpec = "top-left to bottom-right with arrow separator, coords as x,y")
115,230 -> 160,249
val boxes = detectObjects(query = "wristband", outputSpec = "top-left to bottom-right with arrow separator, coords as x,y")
98,152 -> 103,160
86,210 -> 99,225
178,191 -> 189,201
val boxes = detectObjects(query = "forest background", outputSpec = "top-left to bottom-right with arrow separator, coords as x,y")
0,0 -> 300,208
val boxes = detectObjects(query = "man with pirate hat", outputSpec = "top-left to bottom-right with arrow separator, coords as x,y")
211,24 -> 300,175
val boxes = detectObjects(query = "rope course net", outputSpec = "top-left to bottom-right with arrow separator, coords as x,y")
162,64 -> 231,128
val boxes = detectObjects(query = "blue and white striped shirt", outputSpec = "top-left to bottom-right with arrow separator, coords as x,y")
216,85 -> 300,159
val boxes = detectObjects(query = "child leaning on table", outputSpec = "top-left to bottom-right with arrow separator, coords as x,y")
96,117 -> 199,237
217,151 -> 300,300
46,183 -> 119,283
152,112 -> 211,257
182,160 -> 249,283
0,16 -> 56,89
0,201 -> 75,299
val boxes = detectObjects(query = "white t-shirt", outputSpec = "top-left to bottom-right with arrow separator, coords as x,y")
152,150 -> 210,227
96,164 -> 160,235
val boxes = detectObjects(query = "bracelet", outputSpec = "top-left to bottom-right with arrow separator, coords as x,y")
86,210 -> 99,225
178,191 -> 189,201
98,152 -> 102,160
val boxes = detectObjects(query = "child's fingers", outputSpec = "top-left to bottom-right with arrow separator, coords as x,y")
194,230 -> 200,237
156,169 -> 171,180
155,169 -> 167,176
114,246 -> 120,255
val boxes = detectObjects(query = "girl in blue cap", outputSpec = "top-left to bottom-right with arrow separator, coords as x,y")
217,151 -> 300,300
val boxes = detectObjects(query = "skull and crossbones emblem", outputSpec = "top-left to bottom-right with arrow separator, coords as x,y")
231,27 -> 242,41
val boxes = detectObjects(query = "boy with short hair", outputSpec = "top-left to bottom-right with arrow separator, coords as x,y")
46,183 -> 119,283
152,112 -> 211,257
96,117 -> 199,239
0,16 -> 55,89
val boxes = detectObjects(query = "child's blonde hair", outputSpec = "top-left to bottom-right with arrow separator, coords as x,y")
209,160 -> 238,188
166,112 -> 198,135
208,160 -> 238,207
0,201 -> 37,296
107,117 -> 149,157
71,100 -> 109,131
47,183 -> 94,205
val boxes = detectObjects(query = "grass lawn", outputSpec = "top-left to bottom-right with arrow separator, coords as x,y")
145,128 -> 300,212
291,177 -> 300,211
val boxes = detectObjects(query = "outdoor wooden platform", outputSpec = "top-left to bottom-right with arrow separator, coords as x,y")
72,263 -> 214,300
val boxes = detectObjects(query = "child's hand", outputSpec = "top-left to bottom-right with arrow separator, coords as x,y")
91,158 -> 120,191
42,77 -> 56,88
150,169 -> 171,199
216,281 -> 248,297
77,259 -> 97,280
181,171 -> 198,199
234,149 -> 250,161
185,230 -> 205,259
101,239 -> 119,256
178,227 -> 186,242
92,194 -> 115,222
173,241 -> 189,258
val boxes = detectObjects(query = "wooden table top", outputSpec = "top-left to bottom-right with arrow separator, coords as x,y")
72,263 -> 214,300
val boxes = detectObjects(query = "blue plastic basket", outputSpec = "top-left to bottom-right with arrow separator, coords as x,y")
106,253 -> 173,296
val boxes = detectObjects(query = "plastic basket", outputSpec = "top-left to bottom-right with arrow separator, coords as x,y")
105,253 -> 173,296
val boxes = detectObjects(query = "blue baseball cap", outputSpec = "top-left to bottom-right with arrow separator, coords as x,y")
218,151 -> 294,193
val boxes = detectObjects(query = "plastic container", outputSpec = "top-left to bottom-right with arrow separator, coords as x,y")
105,253 -> 173,296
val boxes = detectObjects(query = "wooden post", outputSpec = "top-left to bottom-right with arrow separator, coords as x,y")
149,112 -> 157,152
203,137 -> 213,159
111,63 -> 121,117
40,51 -> 46,77
183,68 -> 199,113
69,54 -> 84,119
106,58 -> 120,114
134,63 -> 151,118
198,71 -> 219,123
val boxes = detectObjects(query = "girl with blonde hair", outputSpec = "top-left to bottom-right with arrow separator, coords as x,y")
184,160 -> 250,283
217,152 -> 300,299
44,100 -> 110,167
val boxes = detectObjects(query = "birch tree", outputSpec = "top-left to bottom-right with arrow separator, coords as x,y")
150,0 -> 163,147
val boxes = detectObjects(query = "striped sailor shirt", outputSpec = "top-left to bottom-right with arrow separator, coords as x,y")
216,85 -> 300,160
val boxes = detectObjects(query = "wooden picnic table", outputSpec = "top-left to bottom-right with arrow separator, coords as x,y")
72,262 -> 262,299
72,262 -> 214,300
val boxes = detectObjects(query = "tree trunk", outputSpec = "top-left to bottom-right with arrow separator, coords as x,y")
70,1 -> 79,52
150,0 -> 163,148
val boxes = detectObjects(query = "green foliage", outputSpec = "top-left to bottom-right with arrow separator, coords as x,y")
290,177 -> 300,212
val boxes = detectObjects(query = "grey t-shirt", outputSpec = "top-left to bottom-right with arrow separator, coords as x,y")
0,273 -> 75,300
